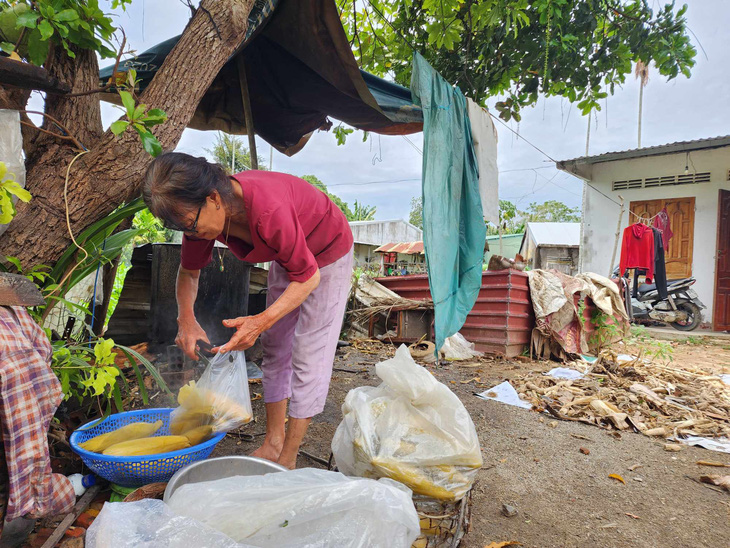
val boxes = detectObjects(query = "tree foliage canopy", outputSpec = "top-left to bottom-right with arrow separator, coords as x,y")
302,175 -> 377,222
340,0 -> 696,119
205,133 -> 268,174
0,0 -> 132,64
486,199 -> 581,235
408,196 -> 423,229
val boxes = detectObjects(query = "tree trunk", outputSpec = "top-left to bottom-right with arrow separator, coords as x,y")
1,0 -> 253,269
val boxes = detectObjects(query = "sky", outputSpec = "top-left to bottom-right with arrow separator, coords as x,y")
39,0 -> 730,222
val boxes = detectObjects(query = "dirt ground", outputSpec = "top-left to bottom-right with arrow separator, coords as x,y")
212,339 -> 730,548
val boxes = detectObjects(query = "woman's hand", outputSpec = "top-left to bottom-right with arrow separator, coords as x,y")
213,315 -> 269,353
176,317 -> 209,360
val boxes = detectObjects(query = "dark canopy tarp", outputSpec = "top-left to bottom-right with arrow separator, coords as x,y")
99,0 -> 422,155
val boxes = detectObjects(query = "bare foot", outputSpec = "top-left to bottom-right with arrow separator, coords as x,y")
277,455 -> 297,470
250,439 -> 283,463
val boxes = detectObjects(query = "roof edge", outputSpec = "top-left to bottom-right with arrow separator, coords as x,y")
558,135 -> 730,168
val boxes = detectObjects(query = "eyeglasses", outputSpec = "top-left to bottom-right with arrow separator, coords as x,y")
164,205 -> 202,233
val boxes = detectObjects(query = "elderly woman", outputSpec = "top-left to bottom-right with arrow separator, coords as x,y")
143,152 -> 353,469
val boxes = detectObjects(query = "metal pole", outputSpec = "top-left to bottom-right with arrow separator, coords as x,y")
231,135 -> 235,172
269,144 -> 273,171
638,84 -> 643,148
236,56 -> 258,170
609,195 -> 625,278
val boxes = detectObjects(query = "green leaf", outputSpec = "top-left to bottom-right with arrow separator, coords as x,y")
133,103 -> 147,121
50,198 -> 145,285
146,108 -> 167,120
54,9 -> 80,22
4,256 -> 22,272
118,90 -> 136,119
16,11 -> 39,29
94,338 -> 116,364
138,130 -> 162,157
110,120 -> 129,136
141,108 -> 167,128
112,382 -> 124,412
45,295 -> 91,316
2,181 -> 31,202
0,192 -> 15,224
0,42 -> 15,54
26,29 -> 50,65
116,344 -> 171,396
38,19 -> 54,41
117,347 -> 149,405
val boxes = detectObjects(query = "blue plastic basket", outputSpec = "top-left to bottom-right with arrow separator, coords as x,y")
69,408 -> 225,487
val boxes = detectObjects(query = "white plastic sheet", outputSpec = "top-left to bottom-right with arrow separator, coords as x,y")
545,367 -> 586,381
332,345 -> 482,501
168,469 -> 420,547
674,435 -> 730,454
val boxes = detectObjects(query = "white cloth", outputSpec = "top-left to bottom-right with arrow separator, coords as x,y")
466,99 -> 499,225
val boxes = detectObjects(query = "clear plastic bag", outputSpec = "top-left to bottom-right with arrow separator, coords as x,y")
440,333 -> 483,361
332,345 -> 482,501
0,110 -> 26,237
167,469 -> 420,548
86,499 -> 248,548
170,351 -> 252,435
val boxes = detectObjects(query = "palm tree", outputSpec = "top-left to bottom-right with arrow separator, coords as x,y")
351,200 -> 376,221
635,60 -> 650,148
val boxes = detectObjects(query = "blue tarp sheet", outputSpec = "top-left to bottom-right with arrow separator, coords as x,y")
410,53 -> 486,351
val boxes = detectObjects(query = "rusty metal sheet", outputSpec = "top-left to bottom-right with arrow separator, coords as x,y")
373,241 -> 425,255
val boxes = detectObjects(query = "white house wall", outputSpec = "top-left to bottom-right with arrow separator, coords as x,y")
581,146 -> 730,323
348,220 -> 423,246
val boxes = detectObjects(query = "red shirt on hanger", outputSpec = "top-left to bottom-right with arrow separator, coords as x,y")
619,223 -> 655,279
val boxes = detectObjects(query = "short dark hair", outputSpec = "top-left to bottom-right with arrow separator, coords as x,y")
142,152 -> 235,228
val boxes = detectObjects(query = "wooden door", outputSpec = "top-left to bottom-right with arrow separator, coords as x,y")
630,197 -> 695,279
715,190 -> 730,331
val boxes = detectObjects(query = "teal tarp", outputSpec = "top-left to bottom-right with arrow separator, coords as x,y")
410,53 -> 487,351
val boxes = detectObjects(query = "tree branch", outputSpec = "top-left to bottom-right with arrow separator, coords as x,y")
20,110 -> 85,151
62,31 -> 127,98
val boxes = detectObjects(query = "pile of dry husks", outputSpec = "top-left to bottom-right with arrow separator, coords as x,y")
513,351 -> 730,440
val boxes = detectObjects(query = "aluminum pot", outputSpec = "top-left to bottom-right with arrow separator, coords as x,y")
163,455 -> 287,502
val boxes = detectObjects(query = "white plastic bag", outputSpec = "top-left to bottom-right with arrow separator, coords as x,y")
86,498 -> 249,548
0,110 -> 26,237
167,469 -> 420,548
332,345 -> 482,501
439,333 -> 483,360
170,351 -> 252,434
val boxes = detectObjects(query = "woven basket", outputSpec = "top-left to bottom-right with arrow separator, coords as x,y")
411,488 -> 473,548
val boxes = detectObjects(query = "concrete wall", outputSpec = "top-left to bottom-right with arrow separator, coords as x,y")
485,233 -> 524,263
353,242 -> 379,268
348,220 -> 422,246
581,145 -> 730,322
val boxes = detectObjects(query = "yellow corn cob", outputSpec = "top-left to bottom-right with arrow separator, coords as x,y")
182,425 -> 214,446
371,459 -> 456,500
175,381 -> 252,430
170,417 -> 204,435
103,435 -> 191,456
79,420 -> 163,453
